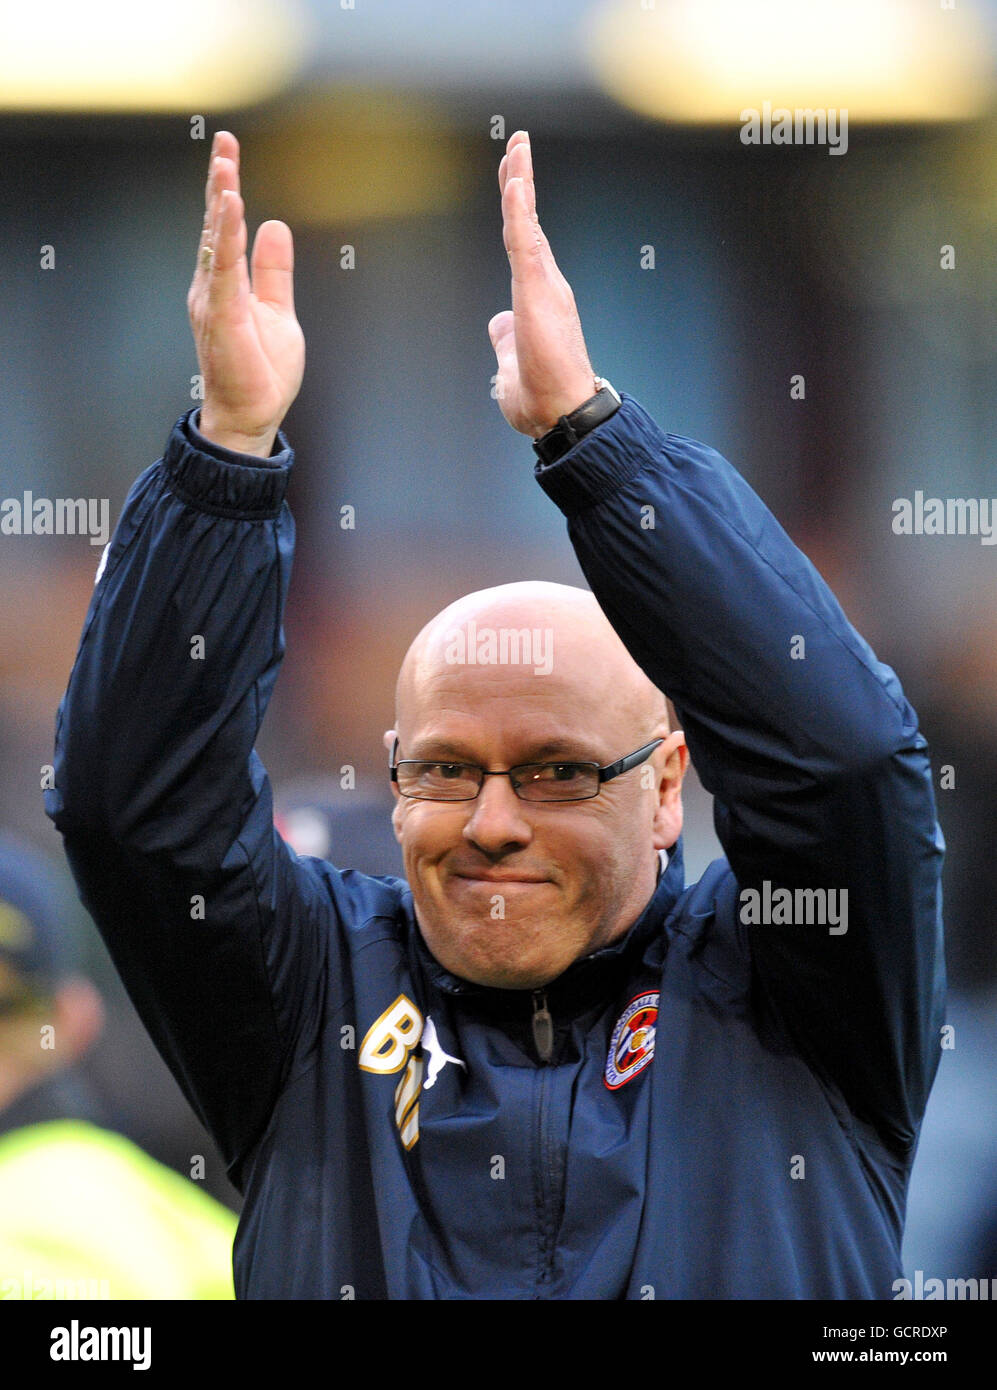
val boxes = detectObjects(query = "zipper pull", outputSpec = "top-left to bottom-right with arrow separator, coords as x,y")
531,990 -> 553,1064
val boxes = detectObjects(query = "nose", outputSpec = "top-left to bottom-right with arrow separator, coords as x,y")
461,771 -> 534,856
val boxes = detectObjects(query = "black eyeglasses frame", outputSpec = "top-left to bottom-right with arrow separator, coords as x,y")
388,736 -> 665,802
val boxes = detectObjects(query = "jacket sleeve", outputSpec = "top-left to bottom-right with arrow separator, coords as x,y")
45,408 -> 342,1184
535,393 -> 946,1157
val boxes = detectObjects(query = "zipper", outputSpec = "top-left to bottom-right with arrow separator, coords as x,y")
529,990 -> 564,1293
531,989 -> 553,1064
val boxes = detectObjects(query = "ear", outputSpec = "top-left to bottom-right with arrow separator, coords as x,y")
384,728 -> 402,807
391,796 -> 405,843
651,729 -> 687,851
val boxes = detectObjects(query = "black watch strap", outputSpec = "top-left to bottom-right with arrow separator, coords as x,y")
532,380 -> 622,467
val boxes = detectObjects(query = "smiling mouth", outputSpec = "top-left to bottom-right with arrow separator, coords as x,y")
451,875 -> 550,887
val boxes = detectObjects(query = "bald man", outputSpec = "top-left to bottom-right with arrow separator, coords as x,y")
48,132 -> 945,1300
385,581 -> 685,997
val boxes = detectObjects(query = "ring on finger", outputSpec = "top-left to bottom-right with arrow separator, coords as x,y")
200,243 -> 214,270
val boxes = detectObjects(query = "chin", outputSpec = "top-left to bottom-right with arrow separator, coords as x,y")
448,945 -> 576,992
467,966 -> 546,991
418,894 -> 588,990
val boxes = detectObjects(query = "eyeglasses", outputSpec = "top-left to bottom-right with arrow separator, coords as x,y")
389,736 -> 664,802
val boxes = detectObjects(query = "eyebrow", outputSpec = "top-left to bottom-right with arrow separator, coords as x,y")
409,739 -> 597,764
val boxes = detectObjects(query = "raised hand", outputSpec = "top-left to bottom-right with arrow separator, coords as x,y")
187,132 -> 305,458
488,132 -> 598,438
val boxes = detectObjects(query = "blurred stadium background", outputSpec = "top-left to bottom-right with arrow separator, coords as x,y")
0,0 -> 995,1290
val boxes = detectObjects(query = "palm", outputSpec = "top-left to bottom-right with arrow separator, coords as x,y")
199,244 -> 305,435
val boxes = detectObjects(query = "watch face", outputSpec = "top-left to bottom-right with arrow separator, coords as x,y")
595,377 -> 621,403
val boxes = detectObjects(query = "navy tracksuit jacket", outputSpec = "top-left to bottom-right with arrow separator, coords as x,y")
46,394 -> 946,1299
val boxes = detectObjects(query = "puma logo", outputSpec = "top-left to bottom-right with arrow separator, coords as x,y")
421,1014 -> 466,1090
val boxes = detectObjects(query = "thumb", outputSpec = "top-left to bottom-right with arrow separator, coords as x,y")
487,310 -> 513,350
488,311 -> 517,409
251,220 -> 295,313
488,309 -> 516,364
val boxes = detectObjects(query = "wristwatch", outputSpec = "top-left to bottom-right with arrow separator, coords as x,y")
532,378 -> 622,467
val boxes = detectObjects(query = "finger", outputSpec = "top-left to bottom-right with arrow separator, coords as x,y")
203,131 -> 239,217
502,173 -> 552,287
195,150 -> 218,274
251,220 -> 295,314
192,154 -> 238,294
209,154 -> 240,226
499,130 -> 529,197
508,136 -> 537,219
191,204 -> 215,301
207,188 -> 250,310
195,201 -> 212,273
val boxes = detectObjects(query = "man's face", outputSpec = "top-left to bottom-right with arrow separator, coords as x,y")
385,606 -> 685,990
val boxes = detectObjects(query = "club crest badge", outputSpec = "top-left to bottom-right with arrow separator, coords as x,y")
604,991 -> 659,1090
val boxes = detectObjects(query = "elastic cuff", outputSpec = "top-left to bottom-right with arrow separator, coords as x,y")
163,407 -> 294,520
533,394 -> 667,516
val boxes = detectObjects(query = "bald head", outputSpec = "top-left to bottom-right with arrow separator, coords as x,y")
394,581 -> 667,747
